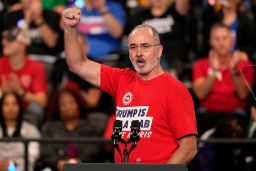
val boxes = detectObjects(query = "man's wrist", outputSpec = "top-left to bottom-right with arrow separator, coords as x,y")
231,67 -> 240,77
208,68 -> 222,80
208,68 -> 218,77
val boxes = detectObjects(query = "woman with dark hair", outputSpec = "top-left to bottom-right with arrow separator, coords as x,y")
38,88 -> 101,171
0,92 -> 41,171
46,88 -> 88,120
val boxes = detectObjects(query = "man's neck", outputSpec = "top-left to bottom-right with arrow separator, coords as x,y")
218,54 -> 232,68
138,66 -> 165,80
9,53 -> 26,70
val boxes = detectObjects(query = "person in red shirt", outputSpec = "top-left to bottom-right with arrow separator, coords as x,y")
192,23 -> 254,134
0,26 -> 47,126
62,7 -> 197,165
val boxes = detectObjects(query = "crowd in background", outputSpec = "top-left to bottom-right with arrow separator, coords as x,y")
1,0 -> 256,171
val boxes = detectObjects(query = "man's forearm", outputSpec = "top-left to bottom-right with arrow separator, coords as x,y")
102,13 -> 123,38
166,145 -> 197,165
232,74 -> 250,99
167,136 -> 197,165
24,92 -> 47,108
38,23 -> 59,48
64,27 -> 84,73
193,75 -> 216,100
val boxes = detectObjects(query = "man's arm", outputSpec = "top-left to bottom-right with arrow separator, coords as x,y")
90,0 -> 124,38
62,7 -> 101,87
231,51 -> 252,99
36,20 -> 59,48
231,71 -> 251,99
193,50 -> 219,100
167,135 -> 197,165
24,92 -> 47,108
193,75 -> 216,100
25,0 -> 59,48
2,74 -> 47,108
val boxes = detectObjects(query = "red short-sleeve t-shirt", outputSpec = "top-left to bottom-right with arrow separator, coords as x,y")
100,65 -> 197,163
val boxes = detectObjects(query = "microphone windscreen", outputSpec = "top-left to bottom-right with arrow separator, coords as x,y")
113,120 -> 122,129
131,120 -> 140,128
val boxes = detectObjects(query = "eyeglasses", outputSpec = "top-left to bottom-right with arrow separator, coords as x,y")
2,34 -> 17,41
129,43 -> 160,52
2,29 -> 20,42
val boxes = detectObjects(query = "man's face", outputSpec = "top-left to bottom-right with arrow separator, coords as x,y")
1,35 -> 26,57
128,27 -> 162,75
210,27 -> 234,56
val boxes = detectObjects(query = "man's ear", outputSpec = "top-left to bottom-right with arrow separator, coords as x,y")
157,45 -> 163,59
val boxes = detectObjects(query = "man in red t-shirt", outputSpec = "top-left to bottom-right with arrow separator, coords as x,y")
62,7 -> 197,165
192,23 -> 254,134
0,27 -> 47,125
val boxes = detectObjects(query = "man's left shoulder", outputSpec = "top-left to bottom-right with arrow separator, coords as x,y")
163,73 -> 191,96
165,72 -> 187,88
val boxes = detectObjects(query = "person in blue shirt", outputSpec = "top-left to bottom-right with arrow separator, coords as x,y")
72,0 -> 126,62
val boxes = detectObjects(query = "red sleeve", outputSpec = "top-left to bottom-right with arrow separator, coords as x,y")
100,64 -> 122,97
192,59 -> 208,82
238,61 -> 255,86
31,62 -> 47,93
168,86 -> 198,139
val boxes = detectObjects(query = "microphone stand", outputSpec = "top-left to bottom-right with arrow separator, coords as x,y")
123,142 -> 129,163
112,120 -> 140,163
114,138 -> 137,163
121,135 -> 140,163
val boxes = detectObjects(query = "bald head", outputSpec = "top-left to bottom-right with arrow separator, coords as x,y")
128,24 -> 161,45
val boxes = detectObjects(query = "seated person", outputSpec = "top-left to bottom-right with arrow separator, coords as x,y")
39,88 -> 102,171
130,0 -> 197,76
73,0 -> 126,63
3,0 -> 63,56
198,114 -> 247,171
201,0 -> 256,58
0,92 -> 41,171
0,26 -> 47,126
192,23 -> 254,135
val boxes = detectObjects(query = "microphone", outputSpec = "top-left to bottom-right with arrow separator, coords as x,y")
127,120 -> 140,145
112,120 -> 123,145
112,120 -> 124,163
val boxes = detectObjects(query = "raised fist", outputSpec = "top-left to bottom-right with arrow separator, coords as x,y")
62,7 -> 81,29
